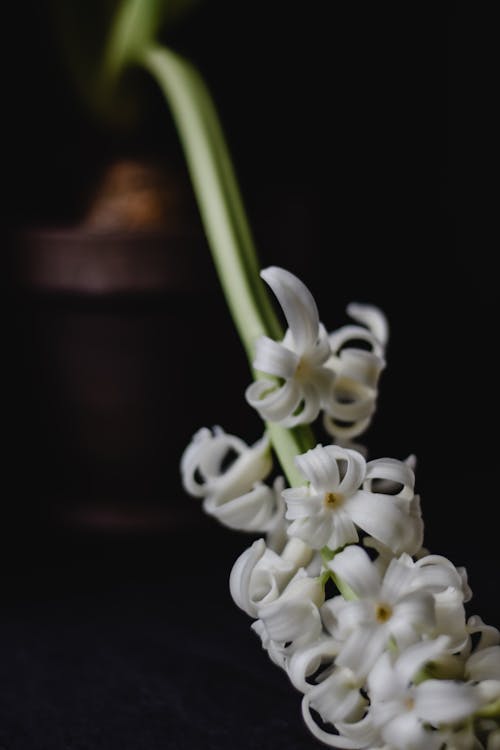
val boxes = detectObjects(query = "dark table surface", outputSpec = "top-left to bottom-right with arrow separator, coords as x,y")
1,505 -> 499,750
1,521 -> 322,750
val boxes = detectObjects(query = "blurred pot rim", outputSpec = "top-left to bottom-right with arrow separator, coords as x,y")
11,225 -> 209,295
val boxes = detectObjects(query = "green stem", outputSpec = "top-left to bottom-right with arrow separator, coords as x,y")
137,43 -> 315,485
139,44 -> 281,357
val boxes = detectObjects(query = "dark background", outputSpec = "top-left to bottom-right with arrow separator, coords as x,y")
1,2 -> 497,748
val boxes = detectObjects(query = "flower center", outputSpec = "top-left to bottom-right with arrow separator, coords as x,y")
404,696 -> 415,711
374,602 -> 393,623
295,357 -> 312,382
324,492 -> 343,509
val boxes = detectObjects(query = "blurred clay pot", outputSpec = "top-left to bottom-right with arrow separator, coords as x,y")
9,158 -> 251,536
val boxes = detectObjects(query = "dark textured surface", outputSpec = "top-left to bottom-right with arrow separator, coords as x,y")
1,523 -> 499,750
0,531 -> 317,750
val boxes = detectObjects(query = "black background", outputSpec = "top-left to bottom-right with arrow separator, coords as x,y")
1,2 -> 498,748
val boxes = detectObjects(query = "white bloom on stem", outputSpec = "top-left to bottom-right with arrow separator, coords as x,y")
324,303 -> 388,440
283,443 -> 419,553
229,536 -> 313,618
229,538 -> 296,617
245,267 -> 334,426
323,546 -> 464,676
180,426 -> 281,532
365,637 -> 481,750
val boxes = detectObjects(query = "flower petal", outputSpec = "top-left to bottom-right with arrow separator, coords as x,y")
381,713 -> 442,750
287,512 -> 335,550
390,594 -> 436,648
395,635 -> 450,686
245,378 -> 302,423
253,335 -> 299,378
308,667 -> 367,724
283,488 -> 323,520
415,679 -> 481,724
204,483 -> 277,531
287,637 -> 341,692
364,458 -> 415,500
336,625 -> 390,678
467,646 -> 500,681
328,545 -> 381,599
327,510 -> 359,551
329,325 -> 383,357
261,266 -> 319,353
346,302 -> 389,349
380,555 -> 415,602
346,491 -> 415,554
295,444 -> 341,491
229,538 -> 267,617
301,693 -> 373,748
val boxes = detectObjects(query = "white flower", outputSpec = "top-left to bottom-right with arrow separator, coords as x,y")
323,546 -> 465,675
324,303 -> 388,440
229,536 -> 313,617
366,637 -> 481,750
229,538 -> 297,617
245,266 -> 334,426
283,443 -> 419,553
180,426 -> 281,532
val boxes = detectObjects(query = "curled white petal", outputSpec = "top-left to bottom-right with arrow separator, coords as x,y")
346,302 -> 389,349
253,335 -> 299,378
261,266 -> 319,353
433,587 -> 469,652
306,666 -> 368,727
325,303 -> 388,439
467,616 -> 500,650
364,457 -> 415,501
245,378 -> 302,424
257,573 -> 324,645
287,636 -> 341,692
229,539 -> 295,617
203,483 -> 277,531
467,646 -> 500,681
301,692 -> 375,748
181,427 -> 271,503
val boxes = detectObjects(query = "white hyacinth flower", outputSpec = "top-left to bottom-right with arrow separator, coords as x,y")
181,426 -> 282,533
324,303 -> 388,440
229,537 -> 297,618
283,444 -> 419,553
229,536 -> 313,618
365,637 -> 481,750
323,546 -> 466,676
245,267 -> 334,426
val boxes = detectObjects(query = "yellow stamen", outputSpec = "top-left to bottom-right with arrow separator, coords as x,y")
324,492 -> 343,509
374,602 -> 393,623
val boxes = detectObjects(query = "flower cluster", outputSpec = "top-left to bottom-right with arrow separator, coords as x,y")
245,266 -> 388,440
181,267 -> 500,749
